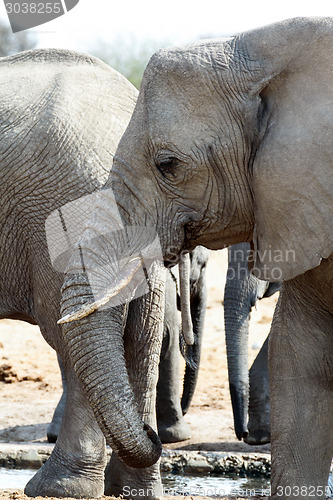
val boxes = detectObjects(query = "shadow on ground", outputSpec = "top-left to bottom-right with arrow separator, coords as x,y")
0,423 -> 48,443
174,441 -> 271,453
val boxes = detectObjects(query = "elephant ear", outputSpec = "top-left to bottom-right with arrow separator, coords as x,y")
238,17 -> 333,281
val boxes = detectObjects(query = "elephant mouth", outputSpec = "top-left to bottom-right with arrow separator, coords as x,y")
163,246 -> 195,269
162,226 -> 197,269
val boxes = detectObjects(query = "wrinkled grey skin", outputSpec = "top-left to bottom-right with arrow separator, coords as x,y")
0,48 -> 167,498
48,301 -> 191,446
48,291 -> 190,445
224,242 -> 280,445
49,246 -> 208,445
64,18 -> 333,499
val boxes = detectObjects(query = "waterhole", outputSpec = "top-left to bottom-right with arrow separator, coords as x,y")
0,467 -> 269,496
162,472 -> 270,496
1,468 -> 332,497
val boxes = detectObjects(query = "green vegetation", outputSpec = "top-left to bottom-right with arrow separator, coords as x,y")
90,36 -> 170,89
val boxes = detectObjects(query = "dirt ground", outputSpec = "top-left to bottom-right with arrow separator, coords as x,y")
0,249 -> 277,499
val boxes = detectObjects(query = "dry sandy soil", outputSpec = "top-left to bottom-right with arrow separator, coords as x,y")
0,249 -> 277,499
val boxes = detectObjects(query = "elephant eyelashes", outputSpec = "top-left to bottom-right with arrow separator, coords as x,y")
155,155 -> 179,179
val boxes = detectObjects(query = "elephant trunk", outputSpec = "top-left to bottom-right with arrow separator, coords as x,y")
181,274 -> 207,415
60,272 -> 162,468
179,253 -> 194,346
223,243 -> 254,441
224,294 -> 250,441
181,319 -> 203,415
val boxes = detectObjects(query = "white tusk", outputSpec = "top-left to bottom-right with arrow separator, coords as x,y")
179,252 -> 194,346
58,256 -> 143,324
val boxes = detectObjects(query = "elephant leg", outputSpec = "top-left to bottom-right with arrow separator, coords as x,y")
25,364 -> 107,498
157,327 -> 192,442
47,354 -> 67,443
270,281 -> 333,500
157,271 -> 191,443
246,336 -> 270,445
105,271 -> 166,499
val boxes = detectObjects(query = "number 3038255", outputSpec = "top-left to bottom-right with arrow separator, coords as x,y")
5,3 -> 62,14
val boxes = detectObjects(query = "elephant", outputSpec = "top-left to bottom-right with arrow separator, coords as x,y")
60,16 -> 333,499
224,242 -> 280,445
0,47 -> 181,498
47,245 -> 208,445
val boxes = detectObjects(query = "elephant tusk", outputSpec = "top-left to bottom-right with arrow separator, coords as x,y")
179,252 -> 194,346
58,256 -> 143,324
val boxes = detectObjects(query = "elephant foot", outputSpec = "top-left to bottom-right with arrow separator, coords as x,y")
246,405 -> 270,445
158,418 -> 192,443
46,423 -> 59,443
24,448 -> 105,498
244,428 -> 270,445
105,453 -> 163,499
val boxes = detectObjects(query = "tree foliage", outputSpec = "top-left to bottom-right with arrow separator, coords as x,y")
0,19 -> 37,57
90,37 -> 169,89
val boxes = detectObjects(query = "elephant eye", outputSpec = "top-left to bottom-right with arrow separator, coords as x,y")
155,154 -> 179,179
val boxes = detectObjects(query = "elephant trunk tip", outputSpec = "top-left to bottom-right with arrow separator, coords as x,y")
229,383 -> 249,442
116,423 -> 162,469
236,428 -> 249,441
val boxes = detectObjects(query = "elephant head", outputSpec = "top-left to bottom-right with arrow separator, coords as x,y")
99,17 -> 332,280
60,16 -> 333,463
